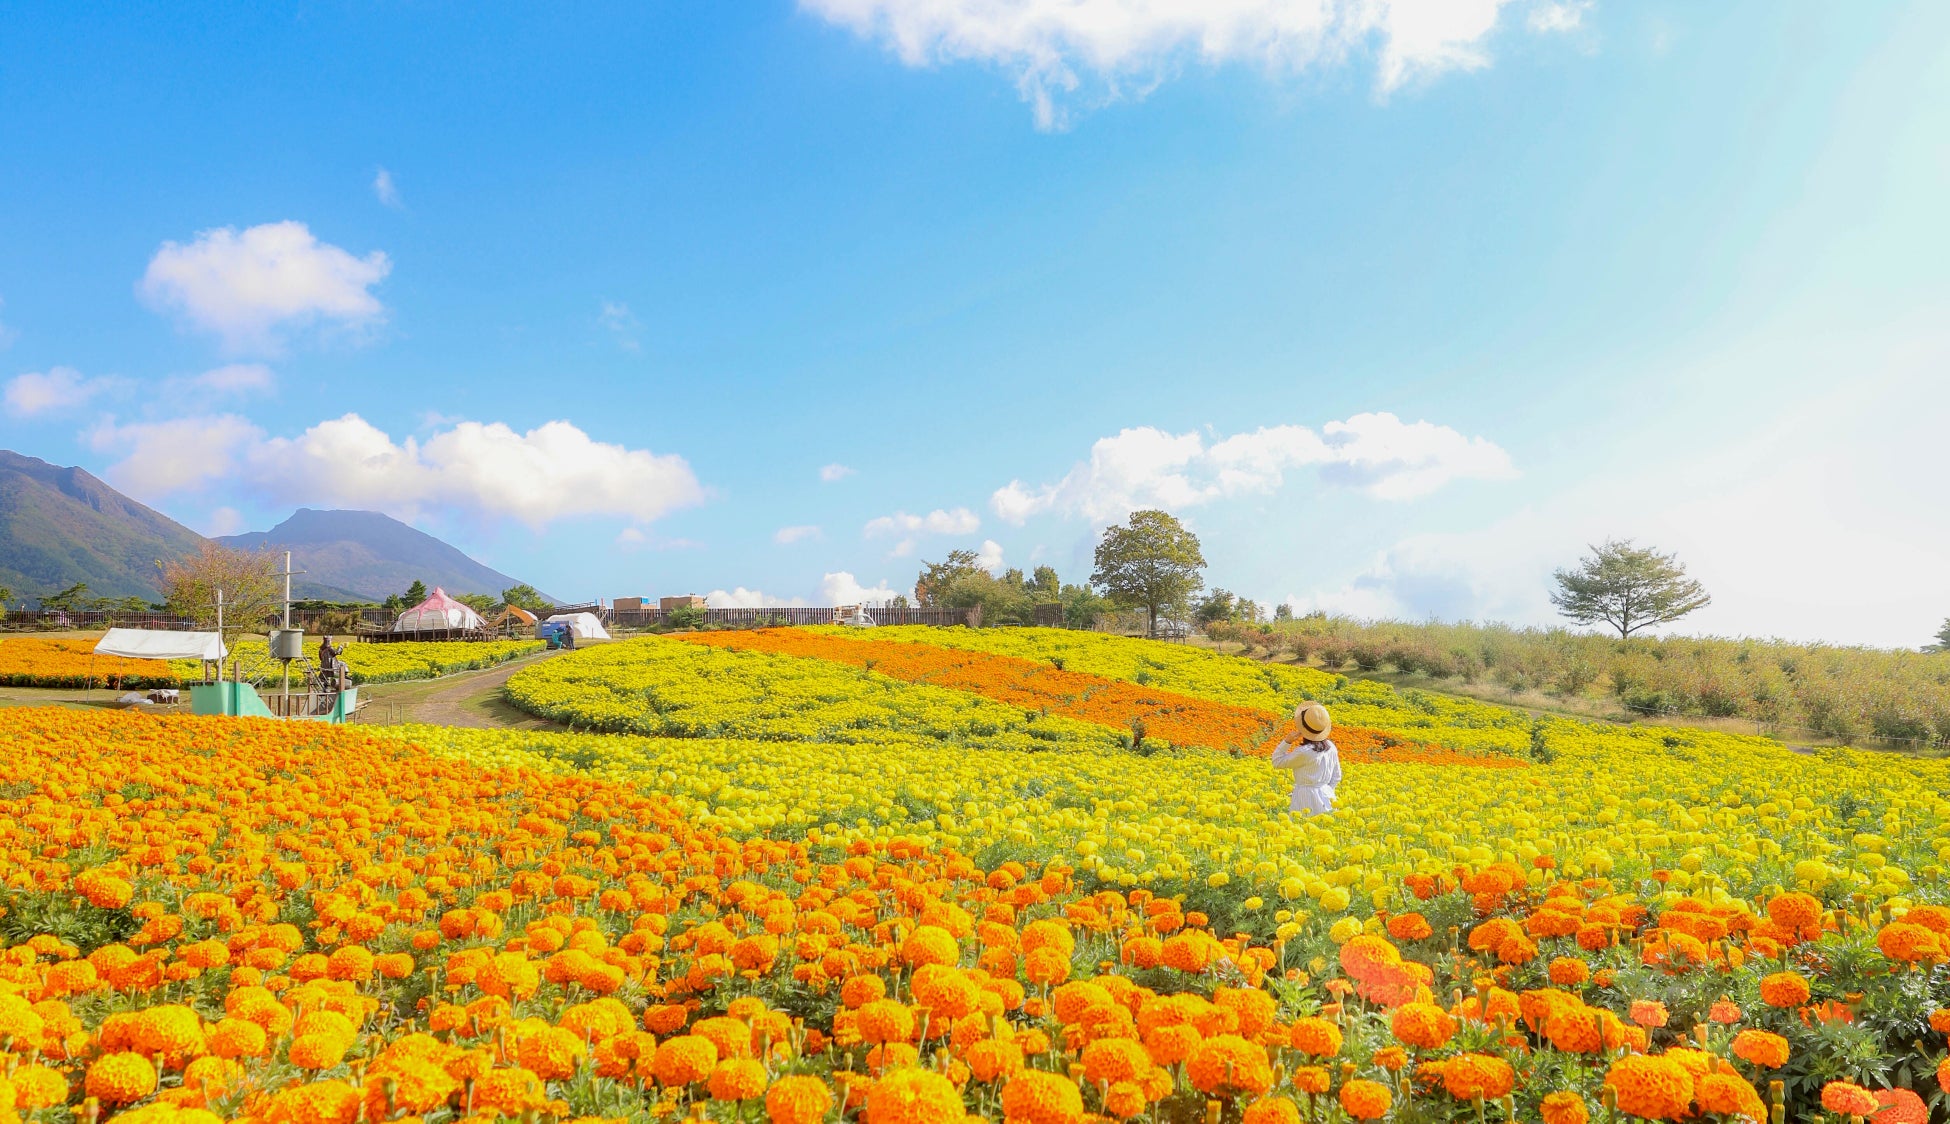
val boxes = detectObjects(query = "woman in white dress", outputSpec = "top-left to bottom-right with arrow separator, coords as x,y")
1270,702 -> 1341,815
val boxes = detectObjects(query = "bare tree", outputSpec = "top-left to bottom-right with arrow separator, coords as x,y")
160,543 -> 283,648
1550,539 -> 1710,639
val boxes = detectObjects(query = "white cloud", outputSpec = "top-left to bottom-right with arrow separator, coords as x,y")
705,587 -> 810,609
800,0 -> 1559,128
820,463 -> 856,482
993,412 -> 1514,524
373,168 -> 402,208
86,414 -> 266,499
204,506 -> 246,537
4,367 -> 122,417
864,507 -> 982,537
775,524 -> 823,544
976,538 -> 1005,575
822,571 -> 903,604
91,412 -> 707,530
615,527 -> 648,549
138,221 -> 391,353
183,363 -> 276,395
1528,1 -> 1590,32
598,301 -> 641,352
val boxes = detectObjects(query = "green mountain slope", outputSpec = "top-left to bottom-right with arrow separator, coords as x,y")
0,450 -> 207,601
218,508 -> 542,602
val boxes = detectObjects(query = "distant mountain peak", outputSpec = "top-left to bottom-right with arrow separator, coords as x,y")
219,508 -> 544,602
0,449 -> 207,601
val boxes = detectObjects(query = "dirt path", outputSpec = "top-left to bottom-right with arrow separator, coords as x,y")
354,651 -> 562,729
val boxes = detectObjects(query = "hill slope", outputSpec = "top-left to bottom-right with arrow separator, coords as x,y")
0,451 -> 207,601
219,509 -> 539,602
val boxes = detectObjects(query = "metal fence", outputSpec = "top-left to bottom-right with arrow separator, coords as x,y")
0,610 -> 195,632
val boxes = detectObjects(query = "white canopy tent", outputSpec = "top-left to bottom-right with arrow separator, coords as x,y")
393,587 -> 486,633
94,628 -> 227,661
544,611 -> 610,641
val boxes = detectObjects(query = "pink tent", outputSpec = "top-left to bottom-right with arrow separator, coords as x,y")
391,586 -> 485,632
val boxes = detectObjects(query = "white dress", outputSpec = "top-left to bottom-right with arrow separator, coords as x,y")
1270,738 -> 1341,814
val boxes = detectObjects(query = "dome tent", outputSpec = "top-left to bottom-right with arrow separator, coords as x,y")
544,611 -> 609,641
392,587 -> 485,633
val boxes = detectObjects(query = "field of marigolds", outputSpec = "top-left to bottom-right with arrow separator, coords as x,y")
1,627 -> 1947,1124
0,637 -> 543,690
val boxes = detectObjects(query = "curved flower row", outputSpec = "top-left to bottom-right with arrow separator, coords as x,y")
0,707 -> 1945,1124
672,630 -> 1522,766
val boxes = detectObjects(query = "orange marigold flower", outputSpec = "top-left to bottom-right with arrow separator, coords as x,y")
857,999 -> 917,1045
1759,972 -> 1811,1009
10,1063 -> 70,1110
1696,1073 -> 1766,1119
864,1066 -> 964,1124
652,1034 -> 719,1087
1820,1082 -> 1878,1116
1373,1046 -> 1408,1072
86,1052 -> 158,1104
1629,999 -> 1670,1029
1708,998 -> 1742,1025
1291,1066 -> 1329,1094
1287,1016 -> 1341,1058
767,1075 -> 834,1124
1540,1091 -> 1589,1124
1876,922 -> 1944,964
710,1059 -> 769,1101
1731,1029 -> 1789,1069
1001,1069 -> 1083,1124
1081,1039 -> 1151,1086
902,925 -> 960,969
1930,1008 -> 1950,1034
208,1016 -> 268,1059
1390,1002 -> 1457,1050
289,1032 -> 352,1070
1339,1080 -> 1391,1121
1873,1088 -> 1928,1124
1766,892 -> 1822,937
1242,1096 -> 1301,1124
1441,1053 -> 1514,1101
1604,1055 -> 1694,1121
1548,956 -> 1589,986
1386,913 -> 1433,942
1185,1035 -> 1272,1098
967,1038 -> 1025,1084
843,974 -> 888,1009
1024,947 -> 1070,986
1103,1081 -> 1148,1119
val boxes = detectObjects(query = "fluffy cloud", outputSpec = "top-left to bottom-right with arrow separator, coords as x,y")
993,412 -> 1515,524
1528,1 -> 1590,32
139,221 -> 391,353
86,414 -> 265,498
864,507 -> 981,537
820,463 -> 856,482
800,0 -> 1574,128
4,367 -> 122,417
90,411 -> 707,529
373,168 -> 402,208
775,524 -> 823,544
822,571 -> 904,604
976,539 -> 1005,575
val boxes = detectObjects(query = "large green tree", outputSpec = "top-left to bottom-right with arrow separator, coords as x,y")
1091,510 -> 1206,637
913,550 -> 986,607
502,584 -> 551,614
1929,618 -> 1950,653
1550,539 -> 1710,639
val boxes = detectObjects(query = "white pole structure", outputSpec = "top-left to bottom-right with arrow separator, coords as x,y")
282,550 -> 293,705
216,588 -> 225,685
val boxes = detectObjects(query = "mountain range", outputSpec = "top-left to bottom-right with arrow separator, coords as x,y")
0,450 -> 539,605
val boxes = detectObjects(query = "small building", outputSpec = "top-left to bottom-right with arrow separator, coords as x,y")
614,597 -> 645,613
659,594 -> 706,613
393,587 -> 485,633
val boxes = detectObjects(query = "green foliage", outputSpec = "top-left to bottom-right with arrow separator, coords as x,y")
912,549 -> 986,607
1091,509 -> 1206,636
41,581 -> 91,611
455,591 -> 499,615
160,543 -> 283,646
1930,617 -> 1950,653
1059,583 -> 1112,629
1550,539 -> 1711,638
404,579 -> 429,605
1209,613 -> 1950,746
0,887 -> 139,954
502,583 -> 551,615
666,603 -> 708,630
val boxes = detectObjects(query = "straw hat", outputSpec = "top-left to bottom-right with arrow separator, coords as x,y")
1293,702 -> 1332,742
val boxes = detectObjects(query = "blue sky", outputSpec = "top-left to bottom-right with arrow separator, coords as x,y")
2,2 -> 1945,645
